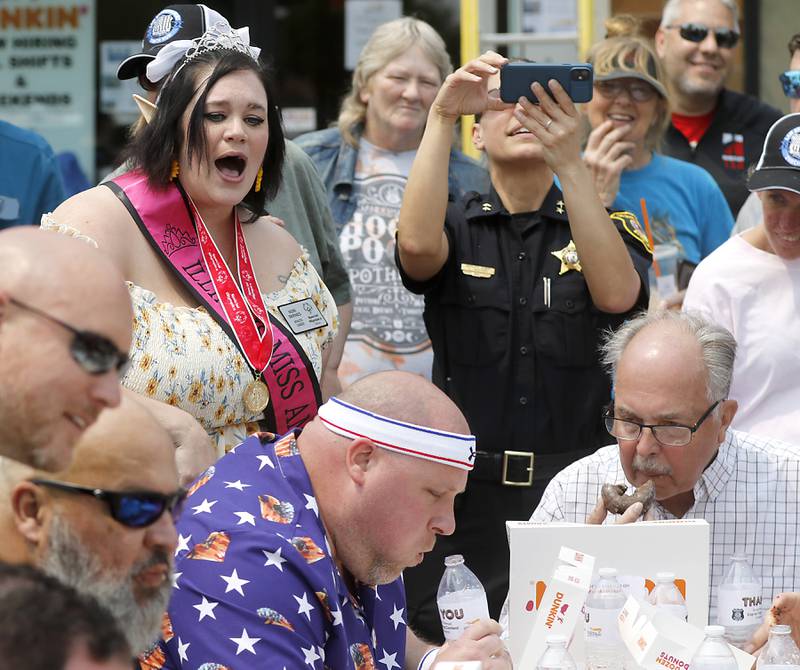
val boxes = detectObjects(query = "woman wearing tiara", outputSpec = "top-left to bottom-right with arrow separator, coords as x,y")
43,23 -> 338,458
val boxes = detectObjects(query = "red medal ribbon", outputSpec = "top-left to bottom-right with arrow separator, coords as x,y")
192,202 -> 273,375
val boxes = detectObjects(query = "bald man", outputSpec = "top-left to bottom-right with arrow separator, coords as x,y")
0,227 -> 132,470
151,371 -> 510,670
0,396 -> 181,656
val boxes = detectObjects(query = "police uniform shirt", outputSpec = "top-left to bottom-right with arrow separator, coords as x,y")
397,183 -> 652,457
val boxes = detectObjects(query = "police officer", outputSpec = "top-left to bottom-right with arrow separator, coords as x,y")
396,51 -> 652,640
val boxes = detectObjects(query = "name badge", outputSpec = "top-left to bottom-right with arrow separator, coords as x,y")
0,196 -> 20,221
277,298 -> 328,334
460,262 -> 495,279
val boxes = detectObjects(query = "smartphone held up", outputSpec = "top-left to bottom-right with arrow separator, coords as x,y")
500,62 -> 594,104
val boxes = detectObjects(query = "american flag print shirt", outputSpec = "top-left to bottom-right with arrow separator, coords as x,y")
142,431 -> 407,670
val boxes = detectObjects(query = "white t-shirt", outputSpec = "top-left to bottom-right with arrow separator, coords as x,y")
684,234 -> 800,443
337,138 -> 433,386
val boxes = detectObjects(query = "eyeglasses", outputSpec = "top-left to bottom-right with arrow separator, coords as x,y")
8,297 -> 129,377
595,80 -> 658,102
665,23 -> 740,50
30,479 -> 186,528
780,70 -> 800,99
603,400 -> 722,447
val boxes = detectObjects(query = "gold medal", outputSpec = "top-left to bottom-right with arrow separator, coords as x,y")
243,378 -> 270,414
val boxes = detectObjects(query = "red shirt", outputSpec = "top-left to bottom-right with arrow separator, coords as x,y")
671,110 -> 716,147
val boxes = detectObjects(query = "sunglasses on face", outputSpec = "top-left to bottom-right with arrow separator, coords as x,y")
780,70 -> 800,99
666,23 -> 740,49
8,297 -> 129,377
595,80 -> 658,102
30,479 -> 186,528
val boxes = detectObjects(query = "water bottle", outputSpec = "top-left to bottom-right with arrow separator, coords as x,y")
756,625 -> 800,670
584,567 -> 627,670
648,572 -> 688,621
691,625 -> 738,670
537,634 -> 577,670
717,554 -> 762,648
436,554 -> 490,641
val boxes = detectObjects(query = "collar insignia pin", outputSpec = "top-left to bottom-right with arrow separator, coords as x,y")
481,202 -> 492,212
556,200 -> 565,214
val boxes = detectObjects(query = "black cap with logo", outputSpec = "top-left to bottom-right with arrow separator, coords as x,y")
116,4 -> 224,82
748,113 -> 800,196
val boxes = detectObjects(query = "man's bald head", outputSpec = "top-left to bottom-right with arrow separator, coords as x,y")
335,370 -> 470,435
0,228 -> 132,471
6,396 -> 179,655
301,371 -> 470,586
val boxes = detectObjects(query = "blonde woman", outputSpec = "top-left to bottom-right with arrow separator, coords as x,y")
295,17 -> 487,387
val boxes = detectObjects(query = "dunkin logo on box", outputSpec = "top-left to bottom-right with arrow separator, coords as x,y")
544,592 -> 569,629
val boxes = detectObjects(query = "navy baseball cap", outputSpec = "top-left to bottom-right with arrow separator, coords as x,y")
116,4 -> 225,81
748,113 -> 800,196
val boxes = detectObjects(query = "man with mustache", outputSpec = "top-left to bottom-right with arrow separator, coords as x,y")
0,396 -> 181,657
0,227 -> 132,471
514,310 -> 800,627
655,0 -> 781,218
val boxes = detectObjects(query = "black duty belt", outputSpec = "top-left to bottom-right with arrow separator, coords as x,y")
471,448 -> 595,487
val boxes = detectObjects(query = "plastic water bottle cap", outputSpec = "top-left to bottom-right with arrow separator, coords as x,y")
655,572 -> 675,583
444,554 -> 465,567
546,635 -> 568,646
730,553 -> 747,561
771,625 -> 792,635
704,625 -> 726,636
598,567 -> 618,578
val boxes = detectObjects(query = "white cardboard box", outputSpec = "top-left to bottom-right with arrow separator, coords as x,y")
619,596 -> 754,670
507,520 -> 711,667
516,546 -> 596,669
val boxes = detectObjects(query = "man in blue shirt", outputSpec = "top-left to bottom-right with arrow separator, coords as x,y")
0,120 -> 66,227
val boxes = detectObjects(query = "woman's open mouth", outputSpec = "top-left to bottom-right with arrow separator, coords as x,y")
215,154 -> 247,181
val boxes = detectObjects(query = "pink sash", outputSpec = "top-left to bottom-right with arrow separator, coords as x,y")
106,170 -> 321,432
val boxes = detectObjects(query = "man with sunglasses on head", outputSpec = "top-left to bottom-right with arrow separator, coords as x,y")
0,395 -> 182,659
501,310 -> 800,631
655,0 -> 782,218
0,227 -> 132,471
733,34 -> 800,235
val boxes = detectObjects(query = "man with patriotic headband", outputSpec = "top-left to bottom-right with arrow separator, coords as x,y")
148,370 -> 511,670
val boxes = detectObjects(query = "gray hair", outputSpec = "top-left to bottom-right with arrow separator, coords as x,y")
337,16 -> 452,147
660,0 -> 740,30
600,310 -> 737,403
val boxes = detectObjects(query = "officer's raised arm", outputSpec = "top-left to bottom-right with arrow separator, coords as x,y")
397,51 -> 509,282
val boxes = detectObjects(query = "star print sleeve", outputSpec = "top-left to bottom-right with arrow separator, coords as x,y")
158,531 -> 330,669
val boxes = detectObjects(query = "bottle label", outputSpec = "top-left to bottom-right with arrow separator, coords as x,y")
717,589 -> 762,627
585,607 -> 622,644
438,592 -> 490,641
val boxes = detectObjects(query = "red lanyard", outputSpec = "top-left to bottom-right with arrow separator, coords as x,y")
192,203 -> 273,376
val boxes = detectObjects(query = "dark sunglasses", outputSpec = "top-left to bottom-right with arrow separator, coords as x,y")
8,297 -> 129,377
30,479 -> 186,528
780,70 -> 800,99
666,23 -> 740,49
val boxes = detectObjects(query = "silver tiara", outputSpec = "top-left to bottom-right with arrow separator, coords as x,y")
149,21 -> 261,86
173,21 -> 260,78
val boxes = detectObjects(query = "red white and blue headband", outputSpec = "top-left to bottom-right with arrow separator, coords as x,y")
317,398 -> 476,471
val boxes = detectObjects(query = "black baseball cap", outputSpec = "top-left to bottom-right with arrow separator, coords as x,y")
748,113 -> 800,196
116,4 -> 225,82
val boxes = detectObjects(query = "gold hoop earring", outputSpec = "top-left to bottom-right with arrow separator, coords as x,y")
170,160 -> 180,181
254,166 -> 263,193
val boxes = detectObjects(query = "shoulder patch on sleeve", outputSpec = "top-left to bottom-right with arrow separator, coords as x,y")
610,211 -> 653,255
